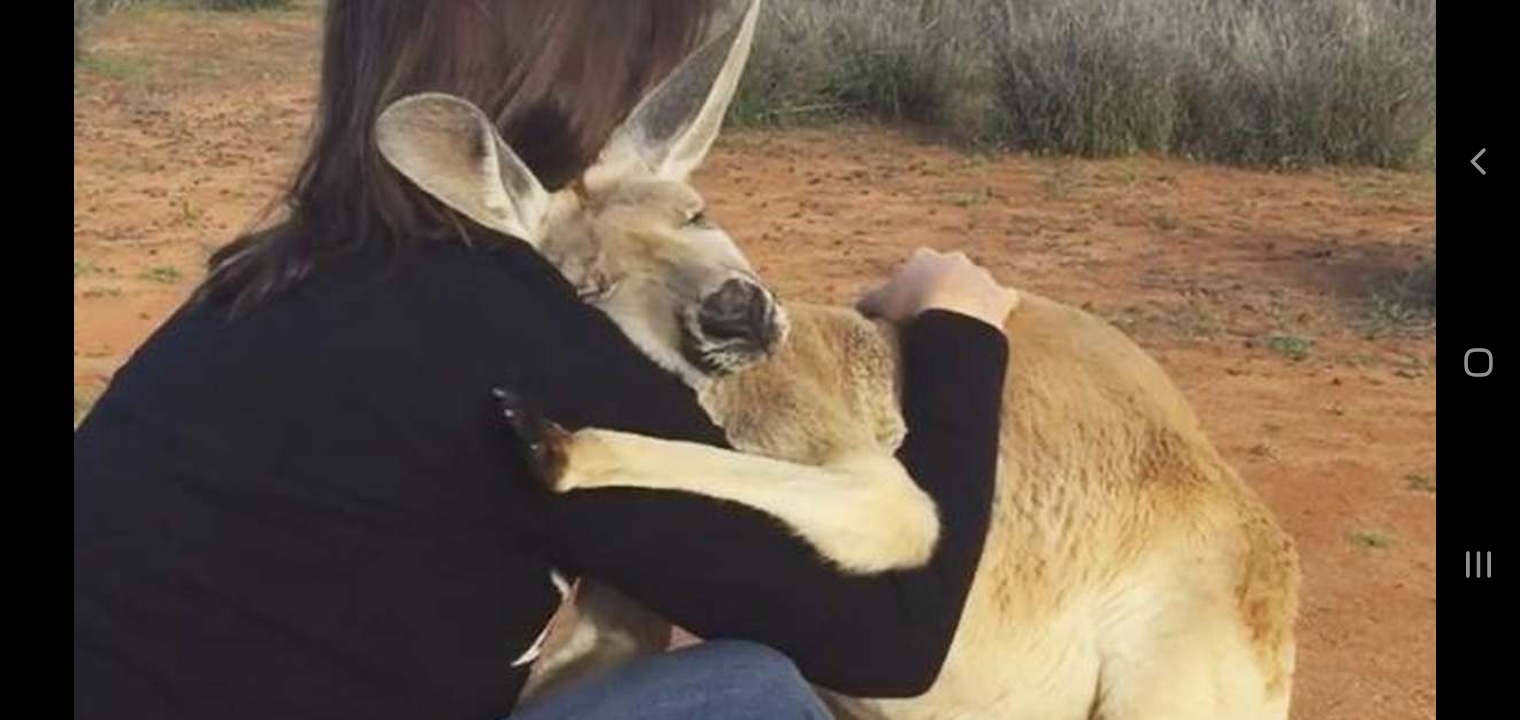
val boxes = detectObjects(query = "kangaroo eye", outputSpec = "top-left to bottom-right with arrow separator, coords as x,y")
685,210 -> 708,228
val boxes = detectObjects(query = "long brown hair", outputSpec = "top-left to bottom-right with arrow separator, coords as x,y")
198,0 -> 714,314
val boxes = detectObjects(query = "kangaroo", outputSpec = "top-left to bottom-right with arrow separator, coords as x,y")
374,1 -> 1299,717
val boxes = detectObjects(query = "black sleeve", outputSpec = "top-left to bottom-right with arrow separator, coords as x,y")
542,310 -> 1007,696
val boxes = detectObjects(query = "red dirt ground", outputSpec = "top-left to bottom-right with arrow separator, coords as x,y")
74,6 -> 1435,719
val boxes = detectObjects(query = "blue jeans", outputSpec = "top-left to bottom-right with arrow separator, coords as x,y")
510,640 -> 832,719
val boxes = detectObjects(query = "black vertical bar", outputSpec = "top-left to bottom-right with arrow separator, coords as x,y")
1443,3 -> 1508,714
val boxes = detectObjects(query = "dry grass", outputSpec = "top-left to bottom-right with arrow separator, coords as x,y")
732,0 -> 1436,168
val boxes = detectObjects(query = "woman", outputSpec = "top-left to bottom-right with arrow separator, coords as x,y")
72,1 -> 1017,719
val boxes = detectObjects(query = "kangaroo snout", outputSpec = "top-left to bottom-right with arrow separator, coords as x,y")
697,278 -> 781,351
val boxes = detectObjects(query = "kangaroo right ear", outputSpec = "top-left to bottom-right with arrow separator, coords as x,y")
376,93 -> 550,245
584,0 -> 762,188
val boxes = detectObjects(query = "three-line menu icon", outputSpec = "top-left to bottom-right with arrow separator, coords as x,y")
1467,551 -> 1493,578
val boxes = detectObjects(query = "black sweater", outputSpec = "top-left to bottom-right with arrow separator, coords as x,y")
73,236 -> 1008,720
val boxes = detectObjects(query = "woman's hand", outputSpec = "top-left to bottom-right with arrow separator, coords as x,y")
858,248 -> 1018,331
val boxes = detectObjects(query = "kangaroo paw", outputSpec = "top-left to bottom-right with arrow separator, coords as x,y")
492,387 -> 572,491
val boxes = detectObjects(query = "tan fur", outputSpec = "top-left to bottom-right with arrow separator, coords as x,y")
540,294 -> 1299,719
698,304 -> 908,462
813,294 -> 1300,719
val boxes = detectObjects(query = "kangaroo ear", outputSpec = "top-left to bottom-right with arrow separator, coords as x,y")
376,93 -> 550,245
585,0 -> 762,188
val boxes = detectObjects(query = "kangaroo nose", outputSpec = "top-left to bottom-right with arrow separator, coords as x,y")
698,279 -> 775,347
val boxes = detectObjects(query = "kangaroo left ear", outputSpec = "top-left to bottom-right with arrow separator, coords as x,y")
376,93 -> 552,245
584,0 -> 763,188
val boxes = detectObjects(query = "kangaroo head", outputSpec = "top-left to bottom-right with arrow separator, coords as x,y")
374,0 -> 781,386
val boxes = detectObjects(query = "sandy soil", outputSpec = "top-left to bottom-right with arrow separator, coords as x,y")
74,6 -> 1436,719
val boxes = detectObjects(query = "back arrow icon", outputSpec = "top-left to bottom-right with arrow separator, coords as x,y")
1472,148 -> 1487,175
